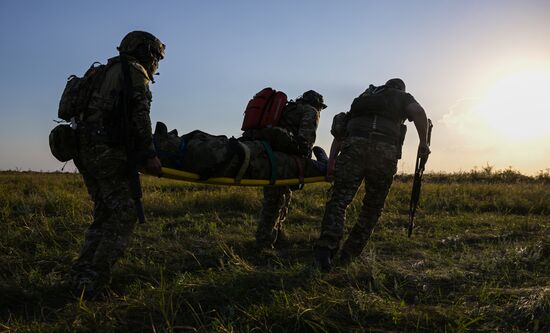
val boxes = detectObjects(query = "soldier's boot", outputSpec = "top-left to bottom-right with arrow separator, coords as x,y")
69,268 -> 100,299
312,146 -> 328,164
313,246 -> 335,272
340,223 -> 374,266
154,121 -> 169,136
311,146 -> 329,173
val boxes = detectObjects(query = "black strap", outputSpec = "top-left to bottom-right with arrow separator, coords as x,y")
120,55 -> 146,224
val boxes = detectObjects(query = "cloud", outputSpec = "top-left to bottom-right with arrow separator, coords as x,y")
438,98 -> 500,152
434,98 -> 550,174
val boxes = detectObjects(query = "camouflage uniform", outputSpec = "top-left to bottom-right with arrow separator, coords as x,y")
255,94 -> 323,247
69,33 -> 162,294
316,137 -> 398,256
153,124 -> 327,180
316,81 -> 420,266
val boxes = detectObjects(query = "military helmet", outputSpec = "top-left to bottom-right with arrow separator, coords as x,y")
385,78 -> 406,91
49,124 -> 77,162
117,31 -> 165,60
299,90 -> 327,109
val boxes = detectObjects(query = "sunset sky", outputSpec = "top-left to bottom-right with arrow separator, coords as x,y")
0,0 -> 548,174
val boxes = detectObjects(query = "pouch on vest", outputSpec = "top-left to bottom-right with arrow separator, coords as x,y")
49,124 -> 77,162
241,88 -> 288,130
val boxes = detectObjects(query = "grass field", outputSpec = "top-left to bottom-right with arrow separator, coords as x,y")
0,170 -> 548,332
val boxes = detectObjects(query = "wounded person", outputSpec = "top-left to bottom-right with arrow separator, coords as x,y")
153,122 -> 328,182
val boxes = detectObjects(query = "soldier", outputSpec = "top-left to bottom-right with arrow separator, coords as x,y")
246,90 -> 327,248
152,121 -> 328,180
68,31 -> 165,295
314,78 -> 430,271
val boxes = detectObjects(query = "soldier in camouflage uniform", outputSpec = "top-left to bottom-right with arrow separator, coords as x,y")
314,79 -> 430,271
152,122 -> 328,180
68,31 -> 165,295
246,90 -> 327,248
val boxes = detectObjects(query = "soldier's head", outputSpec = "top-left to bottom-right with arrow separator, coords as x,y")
385,78 -> 406,91
298,90 -> 327,110
118,31 -> 166,80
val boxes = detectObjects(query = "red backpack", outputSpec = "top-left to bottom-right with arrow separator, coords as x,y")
241,88 -> 288,130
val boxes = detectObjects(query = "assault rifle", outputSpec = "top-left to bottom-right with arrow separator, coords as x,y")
407,119 -> 433,237
120,55 -> 146,224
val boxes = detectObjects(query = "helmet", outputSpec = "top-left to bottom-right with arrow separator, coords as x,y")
118,31 -> 165,81
118,31 -> 165,60
49,124 -> 77,162
385,78 -> 406,91
299,90 -> 327,109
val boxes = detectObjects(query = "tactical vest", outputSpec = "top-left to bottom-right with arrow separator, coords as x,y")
347,87 -> 407,139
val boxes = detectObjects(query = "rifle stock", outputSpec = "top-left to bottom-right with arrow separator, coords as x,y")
407,119 -> 433,237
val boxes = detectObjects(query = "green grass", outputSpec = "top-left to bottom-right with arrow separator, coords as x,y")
0,171 -> 549,332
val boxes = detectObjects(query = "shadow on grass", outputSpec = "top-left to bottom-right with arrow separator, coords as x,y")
0,281 -> 76,321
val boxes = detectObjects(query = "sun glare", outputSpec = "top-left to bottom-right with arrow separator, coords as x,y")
474,70 -> 550,140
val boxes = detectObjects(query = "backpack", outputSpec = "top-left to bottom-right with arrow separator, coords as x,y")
58,61 -> 110,121
241,88 -> 288,130
50,61 -> 111,163
359,84 -> 385,97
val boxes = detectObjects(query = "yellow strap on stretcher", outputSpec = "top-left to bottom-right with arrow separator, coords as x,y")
158,167 -> 327,186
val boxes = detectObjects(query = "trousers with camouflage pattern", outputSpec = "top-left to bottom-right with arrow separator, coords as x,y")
70,132 -> 137,292
255,186 -> 292,246
316,136 -> 398,258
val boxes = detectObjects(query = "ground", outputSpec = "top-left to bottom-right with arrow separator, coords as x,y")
0,170 -> 548,332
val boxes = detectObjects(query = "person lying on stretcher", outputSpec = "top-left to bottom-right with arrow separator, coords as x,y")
153,122 -> 328,181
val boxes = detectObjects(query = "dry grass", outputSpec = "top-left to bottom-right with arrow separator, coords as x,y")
0,170 -> 548,332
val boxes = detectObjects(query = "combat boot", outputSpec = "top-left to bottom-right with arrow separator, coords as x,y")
69,269 -> 100,299
312,146 -> 328,164
340,224 -> 373,264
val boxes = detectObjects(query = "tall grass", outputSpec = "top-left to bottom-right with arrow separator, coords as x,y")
0,170 -> 548,332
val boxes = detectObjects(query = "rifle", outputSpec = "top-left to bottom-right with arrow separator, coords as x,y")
407,119 -> 433,237
120,55 -> 146,224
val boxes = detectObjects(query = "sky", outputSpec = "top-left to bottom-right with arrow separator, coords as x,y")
0,0 -> 549,175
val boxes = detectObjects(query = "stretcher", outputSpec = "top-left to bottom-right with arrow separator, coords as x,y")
158,167 -> 328,186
